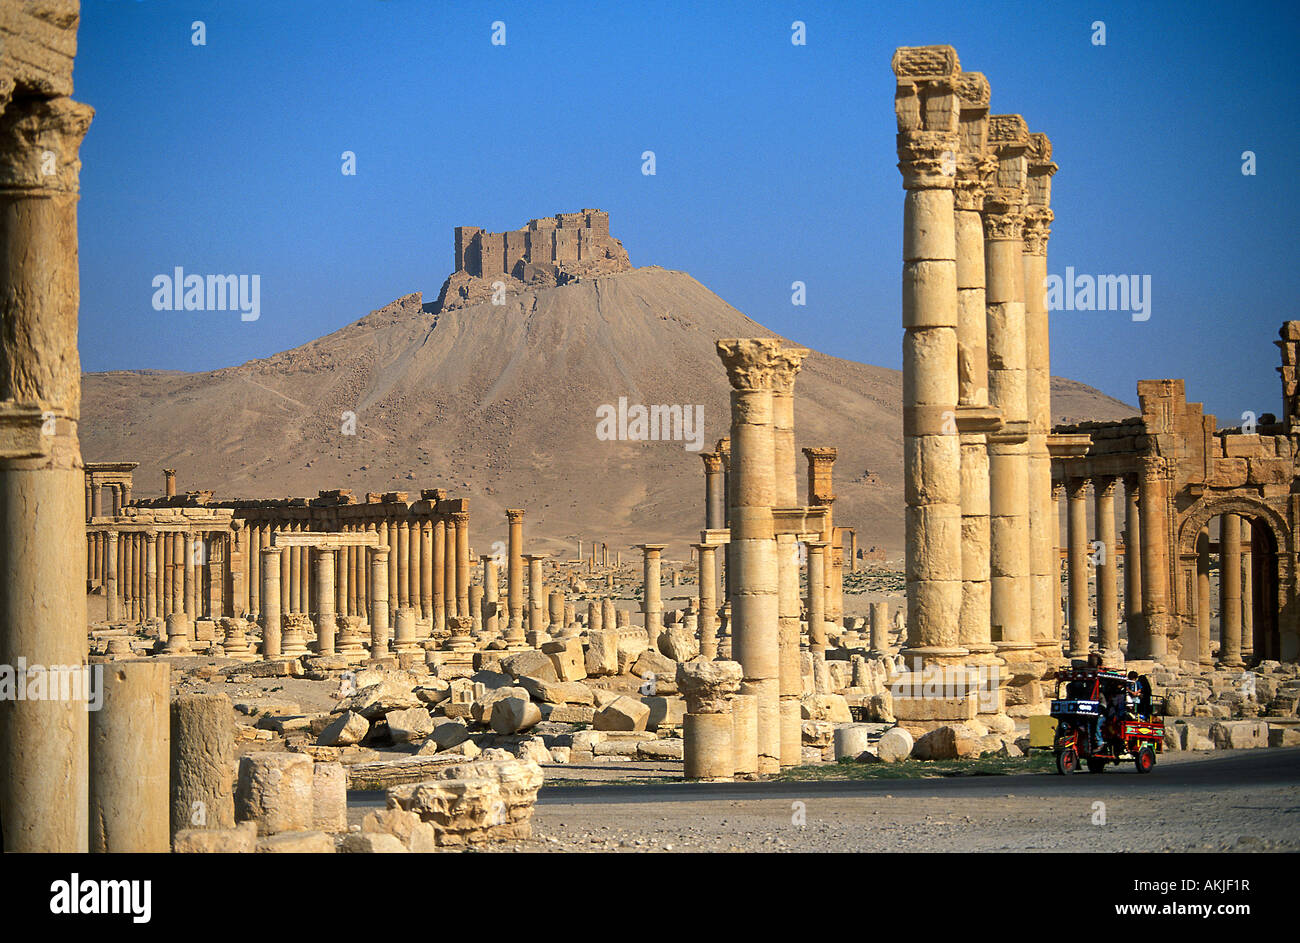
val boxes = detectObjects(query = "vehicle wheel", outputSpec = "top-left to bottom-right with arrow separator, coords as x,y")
1056,747 -> 1078,775
1086,757 -> 1108,774
1135,746 -> 1156,774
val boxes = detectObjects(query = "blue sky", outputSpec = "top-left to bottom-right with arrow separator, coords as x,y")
75,0 -> 1299,424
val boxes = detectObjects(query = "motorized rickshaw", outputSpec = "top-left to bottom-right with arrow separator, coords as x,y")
1050,665 -> 1163,774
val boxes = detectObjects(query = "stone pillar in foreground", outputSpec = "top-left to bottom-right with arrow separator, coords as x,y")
717,337 -> 783,774
806,540 -> 828,653
1065,478 -> 1091,657
315,548 -> 337,656
1094,476 -> 1120,660
984,112 -> 1033,655
640,543 -> 666,647
370,546 -> 390,656
679,659 -> 743,781
506,509 -> 525,643
526,553 -> 547,639
260,548 -> 282,658
1023,132 -> 1059,657
893,45 -> 965,662
1220,511 -> 1244,667
169,693 -> 235,840
90,660 -> 170,852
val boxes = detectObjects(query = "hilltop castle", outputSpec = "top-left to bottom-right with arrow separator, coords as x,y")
436,209 -> 632,312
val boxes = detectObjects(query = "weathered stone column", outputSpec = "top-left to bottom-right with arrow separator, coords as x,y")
315,548 -> 337,655
0,91 -> 94,851
1066,477 -> 1091,657
185,530 -> 199,620
1052,480 -> 1064,645
386,519 -> 399,620
90,660 -> 170,852
1196,527 -> 1211,664
145,531 -> 159,620
1241,522 -> 1254,660
1023,132 -> 1059,656
169,693 -> 235,839
806,540 -> 828,653
506,509 -> 526,647
481,554 -> 500,637
443,514 -> 456,622
1124,474 -> 1143,646
804,447 -> 839,632
1135,456 -> 1172,660
951,69 -> 998,664
548,590 -> 565,635
397,518 -> 410,610
419,518 -> 433,622
640,543 -> 666,646
679,659 -> 743,780
1220,511 -> 1244,667
164,467 -> 176,497
526,552 -> 547,638
260,548 -> 282,658
696,542 -> 719,658
431,514 -> 446,634
105,530 -> 120,620
893,46 -> 966,661
1094,476 -> 1120,660
771,345 -> 807,768
984,113 -> 1034,654
370,546 -> 390,656
870,600 -> 891,654
453,510 -> 470,618
717,337 -> 783,773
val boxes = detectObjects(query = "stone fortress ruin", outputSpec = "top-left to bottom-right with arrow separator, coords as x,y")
3,9 -> 1300,855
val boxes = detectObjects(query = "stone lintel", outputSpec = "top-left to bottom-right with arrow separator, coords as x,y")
954,404 -> 1002,434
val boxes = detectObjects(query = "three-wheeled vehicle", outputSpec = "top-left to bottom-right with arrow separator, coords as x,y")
1050,665 -> 1163,774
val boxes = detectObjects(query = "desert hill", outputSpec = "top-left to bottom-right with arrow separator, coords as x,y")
80,267 -> 1136,557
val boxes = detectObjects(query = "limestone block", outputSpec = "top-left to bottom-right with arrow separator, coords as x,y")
518,676 -> 594,705
514,737 -> 552,765
550,747 -> 572,764
591,688 -> 621,709
312,762 -> 348,833
235,753 -> 316,835
491,696 -> 543,734
173,821 -> 257,853
832,723 -> 876,760
341,832 -> 409,853
616,633 -> 650,673
544,639 -> 588,681
428,720 -> 471,750
318,710 -> 370,747
170,693 -> 236,836
632,650 -> 679,694
414,679 -> 452,706
1209,720 -> 1268,750
386,707 -> 435,743
543,703 -> 595,724
800,694 -> 853,723
585,629 -> 619,675
676,658 -> 743,713
912,724 -> 983,761
594,695 -> 651,731
502,650 -> 558,682
643,695 -> 687,731
338,680 -> 421,720
471,685 -> 530,724
875,726 -> 914,763
658,625 -> 700,662
257,830 -> 335,853
802,721 -> 836,749
387,756 -> 544,845
639,738 -> 685,761
1268,725 -> 1300,747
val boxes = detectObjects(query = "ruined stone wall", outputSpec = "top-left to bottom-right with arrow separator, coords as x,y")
453,209 -> 618,277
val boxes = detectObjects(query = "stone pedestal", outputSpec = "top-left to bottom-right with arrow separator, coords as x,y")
170,693 -> 236,839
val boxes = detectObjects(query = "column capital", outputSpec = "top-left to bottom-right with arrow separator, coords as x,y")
1139,454 -> 1173,482
1094,475 -> 1119,498
638,544 -> 667,556
954,71 -> 996,212
449,511 -> 469,525
716,338 -> 787,391
1051,479 -> 1066,499
770,347 -> 810,393
0,96 -> 94,194
1065,477 -> 1091,499
505,508 -> 525,523
982,114 -> 1030,240
700,451 -> 723,473
892,46 -> 963,190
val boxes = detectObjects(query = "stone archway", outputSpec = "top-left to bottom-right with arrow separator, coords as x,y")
1176,495 -> 1294,663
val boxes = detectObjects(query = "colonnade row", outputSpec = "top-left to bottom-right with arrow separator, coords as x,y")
893,45 -> 1061,665
86,527 -> 226,624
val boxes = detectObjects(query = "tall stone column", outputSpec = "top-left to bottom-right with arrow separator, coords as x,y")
804,447 -> 839,631
1024,133 -> 1059,656
771,345 -> 807,769
1135,456 -> 1172,660
702,451 -> 725,603
185,530 -> 198,620
106,530 -> 120,621
285,527 -> 298,614
260,548 -> 282,659
696,542 -> 719,658
433,515 -> 446,634
893,45 -> 966,661
806,540 -> 828,653
1241,521 -> 1254,660
640,544 -> 666,646
1066,478 -> 1091,657
870,601 -> 891,654
717,337 -> 784,774
370,546 -> 390,656
954,69 -> 997,660
453,510 -> 470,618
247,521 -> 260,622
481,554 -> 500,637
526,553 -> 547,637
315,548 -> 337,656
89,660 -> 169,852
1220,511 -> 1244,667
1196,527 -> 1211,665
443,514 -> 456,622
419,519 -> 433,621
1094,476 -> 1120,660
1123,474 -> 1143,647
506,509 -> 525,642
1052,480 -> 1064,645
164,467 -> 176,497
984,112 -> 1033,655
408,519 -> 421,615
397,518 -> 410,610
145,531 -> 158,621
386,519 -> 399,620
